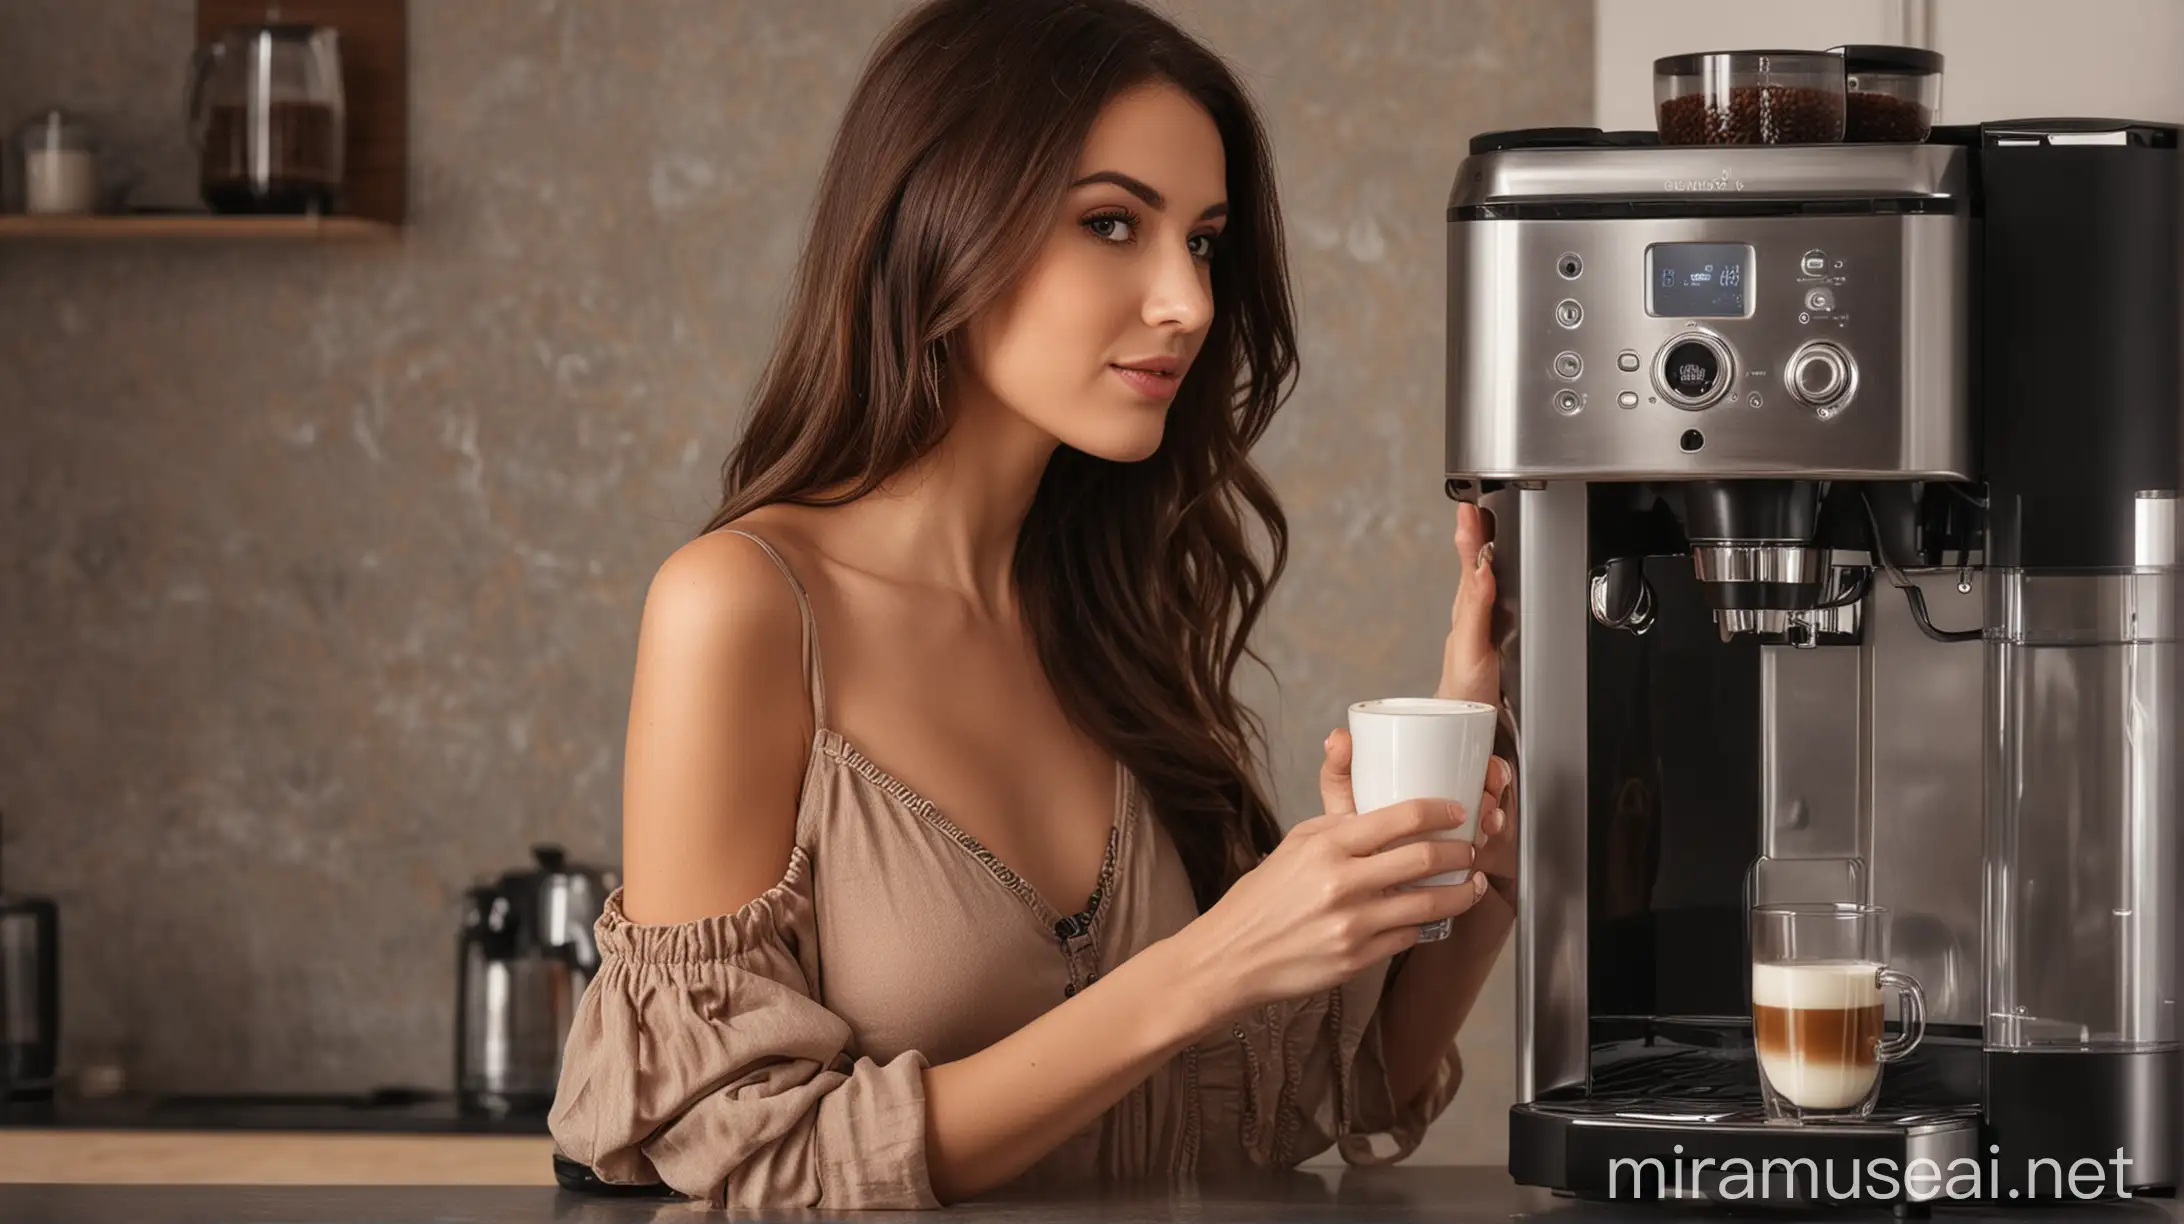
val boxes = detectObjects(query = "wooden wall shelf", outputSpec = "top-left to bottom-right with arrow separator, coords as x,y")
0,215 -> 396,240
2,3 -> 405,241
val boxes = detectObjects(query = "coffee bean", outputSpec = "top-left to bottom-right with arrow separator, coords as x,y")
1844,91 -> 1931,142
1658,85 -> 1845,145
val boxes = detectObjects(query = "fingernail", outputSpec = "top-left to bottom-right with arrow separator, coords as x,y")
1324,731 -> 1336,752
1478,541 -> 1496,570
1447,800 -> 1464,826
1474,873 -> 1489,896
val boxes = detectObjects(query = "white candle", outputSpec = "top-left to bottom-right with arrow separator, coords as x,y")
25,147 -> 97,214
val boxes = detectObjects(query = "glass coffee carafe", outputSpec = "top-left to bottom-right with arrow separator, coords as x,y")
187,23 -> 345,215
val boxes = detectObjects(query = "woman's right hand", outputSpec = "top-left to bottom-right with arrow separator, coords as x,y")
1180,792 -> 1489,1017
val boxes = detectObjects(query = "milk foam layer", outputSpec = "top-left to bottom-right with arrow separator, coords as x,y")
1753,959 -> 1882,1009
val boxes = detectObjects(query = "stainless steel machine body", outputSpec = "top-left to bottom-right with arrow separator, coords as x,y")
1448,122 -> 2183,1205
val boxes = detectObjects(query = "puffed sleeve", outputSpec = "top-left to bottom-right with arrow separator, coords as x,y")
1193,954 -> 1465,1172
546,846 -> 940,1209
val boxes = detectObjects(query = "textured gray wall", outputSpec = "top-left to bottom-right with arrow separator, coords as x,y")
0,0 -> 1586,1163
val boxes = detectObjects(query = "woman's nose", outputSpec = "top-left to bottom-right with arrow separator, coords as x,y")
1142,243 -> 1212,333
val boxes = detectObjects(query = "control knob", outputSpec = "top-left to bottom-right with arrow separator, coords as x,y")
1787,341 -> 1854,413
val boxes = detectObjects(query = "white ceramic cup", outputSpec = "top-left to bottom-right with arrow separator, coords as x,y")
1346,697 -> 1498,941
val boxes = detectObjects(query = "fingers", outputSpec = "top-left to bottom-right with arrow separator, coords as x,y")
1360,873 -> 1491,932
1357,922 -> 1425,964
1318,728 -> 1356,816
1455,500 -> 1488,571
1351,834 -> 1477,894
1326,796 -> 1460,857
1480,756 -> 1513,839
1452,501 -> 1497,639
1476,785 -> 1504,841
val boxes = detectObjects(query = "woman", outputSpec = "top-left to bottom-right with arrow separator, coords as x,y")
548,0 -> 1515,1209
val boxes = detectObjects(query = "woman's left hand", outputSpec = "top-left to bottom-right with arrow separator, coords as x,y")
1320,501 -> 1515,906
1436,501 -> 1498,709
1438,500 -> 1513,906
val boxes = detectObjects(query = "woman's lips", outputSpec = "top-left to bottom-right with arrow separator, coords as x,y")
1110,364 -> 1181,399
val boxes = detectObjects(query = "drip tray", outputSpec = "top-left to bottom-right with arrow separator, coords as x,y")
1514,1025 -> 1984,1205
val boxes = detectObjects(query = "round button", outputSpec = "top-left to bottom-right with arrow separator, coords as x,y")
1554,351 -> 1583,379
1788,341 -> 1853,408
1617,350 -> 1641,372
1553,389 -> 1581,415
1806,288 -> 1835,312
1654,334 -> 1732,410
1801,250 -> 1828,276
1555,299 -> 1583,329
1617,391 -> 1639,409
1557,253 -> 1583,280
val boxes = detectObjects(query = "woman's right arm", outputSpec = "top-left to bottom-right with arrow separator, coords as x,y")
918,797 -> 1484,1202
555,532 -> 1485,1208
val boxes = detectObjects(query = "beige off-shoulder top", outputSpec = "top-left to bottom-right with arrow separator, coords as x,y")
546,529 -> 1466,1210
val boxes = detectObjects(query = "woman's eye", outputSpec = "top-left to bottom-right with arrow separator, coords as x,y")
1086,215 -> 1135,243
1188,233 -> 1217,261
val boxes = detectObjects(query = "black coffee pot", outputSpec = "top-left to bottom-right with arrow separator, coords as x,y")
455,844 -> 615,1116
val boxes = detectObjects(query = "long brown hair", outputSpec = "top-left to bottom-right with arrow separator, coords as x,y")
704,0 -> 1298,913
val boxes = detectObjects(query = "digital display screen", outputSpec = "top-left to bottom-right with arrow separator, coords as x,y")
1647,243 -> 1753,318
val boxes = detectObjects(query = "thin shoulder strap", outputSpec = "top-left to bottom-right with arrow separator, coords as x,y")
718,528 -> 829,733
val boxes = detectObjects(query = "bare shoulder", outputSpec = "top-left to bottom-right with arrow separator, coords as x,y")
640,524 -> 806,641
617,524 -> 817,927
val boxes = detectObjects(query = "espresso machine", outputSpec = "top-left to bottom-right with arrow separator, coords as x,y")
1447,115 -> 2182,1205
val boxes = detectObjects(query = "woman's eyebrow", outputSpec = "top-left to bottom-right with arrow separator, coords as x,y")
1070,170 -> 1227,221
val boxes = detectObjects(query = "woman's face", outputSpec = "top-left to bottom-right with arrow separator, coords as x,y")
961,81 -> 1229,462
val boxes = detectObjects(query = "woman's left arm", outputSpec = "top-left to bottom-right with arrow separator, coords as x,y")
1318,500 -> 1516,1112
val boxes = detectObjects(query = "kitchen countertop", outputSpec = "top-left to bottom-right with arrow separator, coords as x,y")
6,1167 -> 2184,1224
0,1129 -> 556,1186
0,1090 -> 557,1186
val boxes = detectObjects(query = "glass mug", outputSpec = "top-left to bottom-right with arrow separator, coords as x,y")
1750,903 -> 1926,1121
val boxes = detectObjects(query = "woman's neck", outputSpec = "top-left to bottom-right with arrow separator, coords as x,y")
828,381 -> 1057,617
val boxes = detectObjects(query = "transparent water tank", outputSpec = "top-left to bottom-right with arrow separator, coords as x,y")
1985,563 -> 2179,1051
